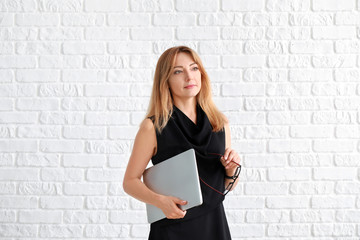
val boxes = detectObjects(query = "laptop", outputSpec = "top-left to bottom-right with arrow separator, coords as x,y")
142,148 -> 203,223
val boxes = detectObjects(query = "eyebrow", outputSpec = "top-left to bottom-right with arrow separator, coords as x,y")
173,62 -> 197,69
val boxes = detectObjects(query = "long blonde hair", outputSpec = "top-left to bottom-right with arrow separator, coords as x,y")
146,46 -> 226,133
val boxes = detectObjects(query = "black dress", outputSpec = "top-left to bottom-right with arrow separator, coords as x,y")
148,104 -> 232,240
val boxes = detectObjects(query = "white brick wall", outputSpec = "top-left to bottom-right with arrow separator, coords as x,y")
0,0 -> 359,239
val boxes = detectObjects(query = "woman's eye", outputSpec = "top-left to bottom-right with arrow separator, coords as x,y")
174,70 -> 182,74
192,66 -> 199,71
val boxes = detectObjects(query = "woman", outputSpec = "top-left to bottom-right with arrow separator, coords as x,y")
123,46 -> 241,239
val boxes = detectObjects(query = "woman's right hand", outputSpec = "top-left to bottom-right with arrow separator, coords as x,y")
157,195 -> 188,219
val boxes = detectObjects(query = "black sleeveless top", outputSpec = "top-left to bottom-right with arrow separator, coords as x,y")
150,104 -> 226,226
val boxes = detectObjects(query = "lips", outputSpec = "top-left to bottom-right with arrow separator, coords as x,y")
184,84 -> 196,89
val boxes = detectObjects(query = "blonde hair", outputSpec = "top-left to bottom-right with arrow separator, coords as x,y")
146,46 -> 226,133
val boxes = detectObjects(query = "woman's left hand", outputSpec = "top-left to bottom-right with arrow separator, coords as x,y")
220,148 -> 241,176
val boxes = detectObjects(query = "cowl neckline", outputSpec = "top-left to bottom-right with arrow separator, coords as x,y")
172,104 -> 213,154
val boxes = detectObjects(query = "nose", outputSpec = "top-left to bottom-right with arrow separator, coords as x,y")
184,69 -> 193,82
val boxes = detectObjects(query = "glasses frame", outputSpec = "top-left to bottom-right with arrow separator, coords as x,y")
199,152 -> 241,196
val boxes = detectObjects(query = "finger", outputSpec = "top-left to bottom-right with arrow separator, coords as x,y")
223,148 -> 232,161
225,150 -> 236,165
173,198 -> 188,206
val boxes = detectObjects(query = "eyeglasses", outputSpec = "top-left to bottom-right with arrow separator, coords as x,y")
199,152 -> 241,196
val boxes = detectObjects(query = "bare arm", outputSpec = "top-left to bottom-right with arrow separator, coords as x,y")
222,120 -> 241,191
123,119 -> 187,219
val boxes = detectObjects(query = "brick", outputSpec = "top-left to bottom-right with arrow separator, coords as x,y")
312,196 -> 355,209
38,0 -> 82,12
199,13 -> 242,26
17,98 -> 59,111
85,112 -> 129,125
17,153 -> 59,167
16,13 -> 59,26
41,168 -> 83,182
334,154 -> 360,166
63,70 -> 106,82
39,28 -> 82,40
0,140 -> 37,153
132,27 -> 172,40
266,196 -> 309,208
110,210 -> 147,224
16,69 -> 59,82
85,224 -> 130,237
268,168 -> 311,181
312,0 -> 355,11
313,223 -> 356,236
313,111 -> 357,124
336,182 -> 360,194
335,41 -> 360,53
289,69 -> 333,82
16,41 -> 59,54
85,140 -> 132,154
336,210 -> 360,222
245,41 -> 287,54
243,154 -> 286,167
176,27 -> 218,40
267,83 -> 312,96
244,69 -> 287,82
225,196 -> 265,209
62,13 -> 105,26
0,167 -> 39,181
108,13 -> 150,26
87,169 -> 124,181
0,224 -> 37,237
268,224 -> 311,237
222,27 -> 264,40
222,0 -> 264,11
313,140 -> 355,153
0,0 -> 36,12
290,125 -> 333,138
314,167 -> 357,180
108,41 -> 152,54
85,0 -> 127,12
0,56 -> 36,68
39,225 -> 83,238
291,210 -> 335,222
63,42 -> 105,54
245,182 -> 288,195
230,224 -> 265,237
62,98 -> 106,111
0,210 -> 15,222
336,12 -> 360,25
289,13 -> 333,25
269,55 -> 311,67
108,98 -> 148,111
85,27 -> 128,40
313,26 -> 356,39
86,196 -> 129,210
63,126 -> 105,139
290,41 -> 333,54
335,125 -> 360,138
63,210 -> 107,223
0,196 -> 37,209
19,210 -> 62,223
290,181 -> 334,195
85,84 -> 129,97
39,112 -> 84,125
222,55 -> 266,68
246,210 -> 289,223
129,0 -> 173,12
313,55 -> 356,68
267,0 -> 310,11
222,83 -> 265,96
199,41 -> 242,54
18,182 -> 62,195
154,13 -> 195,26
268,112 -> 310,125
40,196 -> 83,209
63,154 -> 106,167
268,140 -> 311,153
39,140 -> 83,153
0,183 -> 15,194
64,183 -> 107,195
39,83 -> 82,97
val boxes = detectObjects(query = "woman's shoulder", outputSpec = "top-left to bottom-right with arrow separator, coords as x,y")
139,118 -> 155,133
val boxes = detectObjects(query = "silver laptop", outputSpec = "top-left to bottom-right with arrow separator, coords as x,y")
142,148 -> 203,223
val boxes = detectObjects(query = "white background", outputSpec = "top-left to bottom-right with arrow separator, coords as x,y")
1,0 -> 360,239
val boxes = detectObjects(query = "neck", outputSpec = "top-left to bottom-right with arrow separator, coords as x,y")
173,98 -> 197,123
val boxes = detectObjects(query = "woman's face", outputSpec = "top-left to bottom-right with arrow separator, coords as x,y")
168,52 -> 202,102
